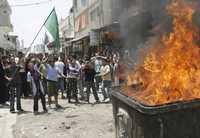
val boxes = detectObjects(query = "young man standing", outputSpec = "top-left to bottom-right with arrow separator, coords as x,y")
91,53 -> 103,93
55,57 -> 65,99
9,57 -> 24,113
67,58 -> 80,103
46,58 -> 62,108
28,61 -> 47,114
83,61 -> 100,103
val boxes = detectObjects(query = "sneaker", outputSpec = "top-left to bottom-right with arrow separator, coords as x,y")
79,97 -> 85,101
43,109 -> 48,113
105,98 -> 110,102
34,111 -> 39,115
2,102 -> 10,106
10,110 -> 16,113
95,100 -> 100,104
61,95 -> 66,99
48,104 -> 52,109
103,98 -> 108,101
56,104 -> 62,109
17,109 -> 24,112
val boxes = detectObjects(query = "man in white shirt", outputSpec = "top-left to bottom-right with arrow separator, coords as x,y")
67,58 -> 80,103
100,59 -> 112,101
55,57 -> 65,99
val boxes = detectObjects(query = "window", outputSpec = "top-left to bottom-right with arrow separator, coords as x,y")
122,0 -> 136,10
81,0 -> 87,7
74,0 -> 78,12
90,7 -> 100,22
74,0 -> 77,6
90,10 -> 96,22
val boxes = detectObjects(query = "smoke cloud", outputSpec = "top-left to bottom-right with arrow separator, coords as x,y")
112,0 -> 200,67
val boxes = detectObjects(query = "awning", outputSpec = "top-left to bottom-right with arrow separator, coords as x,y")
71,34 -> 89,42
98,22 -> 120,32
0,39 -> 15,50
62,41 -> 72,48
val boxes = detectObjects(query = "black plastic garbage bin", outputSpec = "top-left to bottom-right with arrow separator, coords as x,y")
112,88 -> 200,138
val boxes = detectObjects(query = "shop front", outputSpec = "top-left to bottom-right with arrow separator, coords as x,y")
99,23 -> 123,56
71,35 -> 89,58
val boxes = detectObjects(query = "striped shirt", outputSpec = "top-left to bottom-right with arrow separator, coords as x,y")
68,64 -> 80,79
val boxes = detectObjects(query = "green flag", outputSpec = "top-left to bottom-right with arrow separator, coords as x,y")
44,8 -> 60,48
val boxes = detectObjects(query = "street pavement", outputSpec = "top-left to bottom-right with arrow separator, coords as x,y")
0,95 -> 115,138
0,106 -> 17,138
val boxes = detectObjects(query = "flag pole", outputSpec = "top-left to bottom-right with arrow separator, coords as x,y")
43,31 -> 46,55
26,8 -> 55,55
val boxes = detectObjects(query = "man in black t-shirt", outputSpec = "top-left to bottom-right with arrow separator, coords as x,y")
9,57 -> 24,113
82,61 -> 100,103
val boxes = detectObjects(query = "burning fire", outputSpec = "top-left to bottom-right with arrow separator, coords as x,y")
125,0 -> 200,106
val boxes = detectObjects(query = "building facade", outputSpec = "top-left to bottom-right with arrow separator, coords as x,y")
59,8 -> 75,55
70,0 -> 169,58
72,0 -> 113,57
0,0 -> 15,54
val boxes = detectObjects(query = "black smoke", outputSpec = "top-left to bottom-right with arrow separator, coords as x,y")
111,0 -> 200,66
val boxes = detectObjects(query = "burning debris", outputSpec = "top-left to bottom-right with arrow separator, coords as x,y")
124,0 -> 200,106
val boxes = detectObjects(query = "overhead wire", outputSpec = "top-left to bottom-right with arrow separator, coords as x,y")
10,0 -> 52,7
9,0 -> 71,52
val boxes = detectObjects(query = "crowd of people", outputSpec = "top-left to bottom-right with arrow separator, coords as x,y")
0,52 -> 127,115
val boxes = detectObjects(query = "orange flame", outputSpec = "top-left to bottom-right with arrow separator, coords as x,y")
124,0 -> 200,106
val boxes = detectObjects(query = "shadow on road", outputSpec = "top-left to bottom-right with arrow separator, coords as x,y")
65,115 -> 79,119
17,110 -> 32,115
